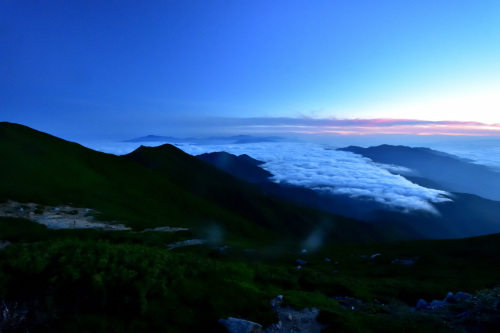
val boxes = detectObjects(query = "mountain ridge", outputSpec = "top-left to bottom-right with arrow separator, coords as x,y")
338,144 -> 500,201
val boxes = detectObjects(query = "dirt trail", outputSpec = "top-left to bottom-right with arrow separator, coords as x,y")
0,201 -> 131,230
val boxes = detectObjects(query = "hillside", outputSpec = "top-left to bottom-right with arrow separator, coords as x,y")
122,144 -> 391,243
1,123 -> 500,332
0,122 -> 390,244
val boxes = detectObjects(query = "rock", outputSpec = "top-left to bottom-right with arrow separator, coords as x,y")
455,292 -> 472,301
456,311 -> 470,319
287,313 -> 293,321
430,300 -> 447,309
391,258 -> 415,265
444,292 -> 454,302
295,259 -> 308,266
416,299 -> 428,310
270,295 -> 283,308
446,291 -> 472,303
167,239 -> 207,250
219,317 -> 262,333
0,240 -> 11,251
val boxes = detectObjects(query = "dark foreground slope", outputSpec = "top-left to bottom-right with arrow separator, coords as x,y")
0,122 -> 239,233
0,122 -> 391,243
1,216 -> 499,333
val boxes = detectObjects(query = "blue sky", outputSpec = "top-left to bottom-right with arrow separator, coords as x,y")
1,1 -> 500,140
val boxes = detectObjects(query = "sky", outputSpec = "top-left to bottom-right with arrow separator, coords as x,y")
1,0 -> 500,141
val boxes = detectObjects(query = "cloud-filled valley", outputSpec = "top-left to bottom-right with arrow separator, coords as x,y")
176,142 -> 451,213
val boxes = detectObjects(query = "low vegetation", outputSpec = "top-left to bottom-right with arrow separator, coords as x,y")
1,216 -> 499,332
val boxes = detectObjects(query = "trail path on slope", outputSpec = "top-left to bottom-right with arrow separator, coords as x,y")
0,201 -> 131,230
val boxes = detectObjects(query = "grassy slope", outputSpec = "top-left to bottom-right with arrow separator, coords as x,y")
123,144 -> 394,244
1,216 -> 499,332
0,122 -> 390,244
0,122 -> 248,232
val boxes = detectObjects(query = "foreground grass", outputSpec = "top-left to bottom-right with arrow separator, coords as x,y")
1,217 -> 499,332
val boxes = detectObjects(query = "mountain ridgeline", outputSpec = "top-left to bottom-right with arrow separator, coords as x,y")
2,122 -> 500,332
0,122 -> 390,244
198,147 -> 500,240
1,122 -> 499,242
338,144 -> 500,201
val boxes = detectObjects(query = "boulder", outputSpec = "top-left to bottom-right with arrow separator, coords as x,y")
429,300 -> 447,309
295,259 -> 308,266
444,292 -> 454,302
270,295 -> 283,308
446,291 -> 472,303
416,299 -> 428,310
391,258 -> 415,265
455,292 -> 472,301
219,317 -> 262,333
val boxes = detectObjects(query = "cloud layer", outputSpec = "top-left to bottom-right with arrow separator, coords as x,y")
195,116 -> 500,137
179,142 -> 451,213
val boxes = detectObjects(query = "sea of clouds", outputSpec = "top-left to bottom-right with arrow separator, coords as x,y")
84,140 -> 455,213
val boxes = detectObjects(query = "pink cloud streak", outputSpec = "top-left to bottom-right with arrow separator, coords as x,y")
224,117 -> 500,136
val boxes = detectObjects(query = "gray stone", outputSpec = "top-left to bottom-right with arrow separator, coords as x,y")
396,259 -> 415,265
455,292 -> 472,301
446,291 -> 472,303
456,311 -> 470,319
270,295 -> 283,308
219,317 -> 262,333
295,259 -> 308,266
430,300 -> 447,309
416,299 -> 428,310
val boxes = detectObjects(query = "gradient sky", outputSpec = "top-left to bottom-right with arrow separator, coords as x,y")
1,1 -> 500,140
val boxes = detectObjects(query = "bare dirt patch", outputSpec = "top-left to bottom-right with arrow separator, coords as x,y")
0,201 -> 131,230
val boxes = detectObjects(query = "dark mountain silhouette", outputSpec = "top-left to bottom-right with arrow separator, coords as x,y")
122,144 -> 393,242
197,152 -> 272,183
200,151 -> 500,239
0,122 -> 392,243
338,144 -> 500,201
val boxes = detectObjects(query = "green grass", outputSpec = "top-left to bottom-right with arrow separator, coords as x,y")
1,216 -> 500,332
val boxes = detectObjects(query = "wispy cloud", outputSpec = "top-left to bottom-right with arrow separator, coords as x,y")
212,116 -> 500,136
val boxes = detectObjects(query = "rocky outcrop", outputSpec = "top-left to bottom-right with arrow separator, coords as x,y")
219,317 -> 262,333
